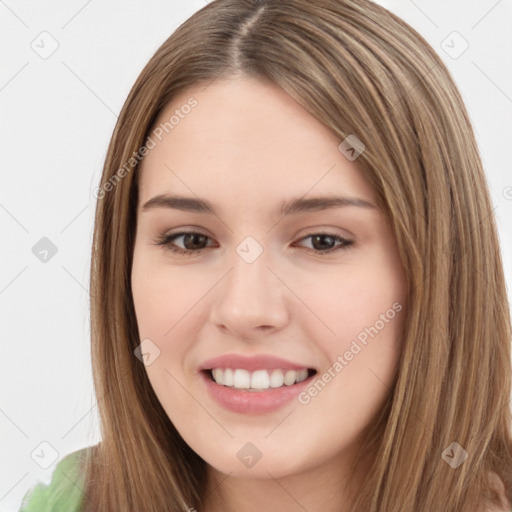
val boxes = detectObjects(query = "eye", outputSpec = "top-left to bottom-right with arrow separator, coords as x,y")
152,230 -> 354,256
294,233 -> 354,255
153,231 -> 216,256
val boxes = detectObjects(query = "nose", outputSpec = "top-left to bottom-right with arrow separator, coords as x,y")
209,245 -> 290,340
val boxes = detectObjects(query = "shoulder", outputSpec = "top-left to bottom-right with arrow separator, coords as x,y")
19,446 -> 92,512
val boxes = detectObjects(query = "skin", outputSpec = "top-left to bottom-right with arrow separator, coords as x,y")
131,75 -> 408,512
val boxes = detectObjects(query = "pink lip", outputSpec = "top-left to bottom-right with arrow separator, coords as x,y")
198,353 -> 313,372
198,369 -> 316,415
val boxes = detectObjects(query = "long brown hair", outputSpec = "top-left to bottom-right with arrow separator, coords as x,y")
83,0 -> 512,510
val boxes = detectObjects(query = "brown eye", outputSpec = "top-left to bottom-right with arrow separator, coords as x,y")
295,233 -> 354,255
153,231 -> 215,256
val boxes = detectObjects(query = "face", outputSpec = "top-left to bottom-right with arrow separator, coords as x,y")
131,75 -> 408,484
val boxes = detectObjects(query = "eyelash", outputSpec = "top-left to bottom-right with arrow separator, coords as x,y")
152,230 -> 354,257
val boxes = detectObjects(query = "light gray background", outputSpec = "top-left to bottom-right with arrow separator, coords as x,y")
1,1 -> 511,511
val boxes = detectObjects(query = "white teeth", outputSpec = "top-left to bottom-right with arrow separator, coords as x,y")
210,368 -> 310,390
251,369 -> 270,389
212,368 -> 222,383
283,369 -> 297,385
233,369 -> 251,389
269,369 -> 284,388
223,368 -> 234,386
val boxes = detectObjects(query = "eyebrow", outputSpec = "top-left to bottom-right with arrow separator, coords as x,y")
141,194 -> 377,217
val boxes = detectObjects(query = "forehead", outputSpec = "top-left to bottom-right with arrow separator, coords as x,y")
137,76 -> 376,213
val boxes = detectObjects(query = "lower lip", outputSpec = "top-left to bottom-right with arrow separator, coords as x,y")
198,370 -> 316,415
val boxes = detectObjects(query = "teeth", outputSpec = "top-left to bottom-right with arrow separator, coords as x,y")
223,368 -> 234,386
283,369 -> 297,385
269,369 -> 284,388
210,368 -> 310,390
251,369 -> 269,389
233,369 -> 251,389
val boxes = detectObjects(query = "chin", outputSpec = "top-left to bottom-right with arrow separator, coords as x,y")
203,446 -> 313,481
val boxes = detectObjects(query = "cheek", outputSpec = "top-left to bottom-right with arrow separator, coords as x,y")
131,251 -> 188,403
131,250 -> 212,394
131,248 -> 205,339
299,256 -> 406,347
295,249 -> 407,400
131,254 -> 194,421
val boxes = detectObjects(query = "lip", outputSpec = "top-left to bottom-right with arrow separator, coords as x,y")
198,353 -> 314,372
198,368 -> 317,415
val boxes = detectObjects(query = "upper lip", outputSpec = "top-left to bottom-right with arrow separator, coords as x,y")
199,353 -> 315,373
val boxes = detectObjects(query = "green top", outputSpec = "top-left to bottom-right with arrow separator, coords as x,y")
19,448 -> 88,512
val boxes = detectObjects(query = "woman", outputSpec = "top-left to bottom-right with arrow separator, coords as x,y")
19,0 -> 512,510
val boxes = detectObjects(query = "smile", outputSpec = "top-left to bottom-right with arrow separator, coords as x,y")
199,368 -> 318,414
208,367 -> 315,391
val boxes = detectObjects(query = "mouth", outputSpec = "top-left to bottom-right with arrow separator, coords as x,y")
198,365 -> 318,414
201,367 -> 318,392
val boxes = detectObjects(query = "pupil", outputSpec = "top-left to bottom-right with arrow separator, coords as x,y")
313,234 -> 335,250
185,233 -> 206,250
